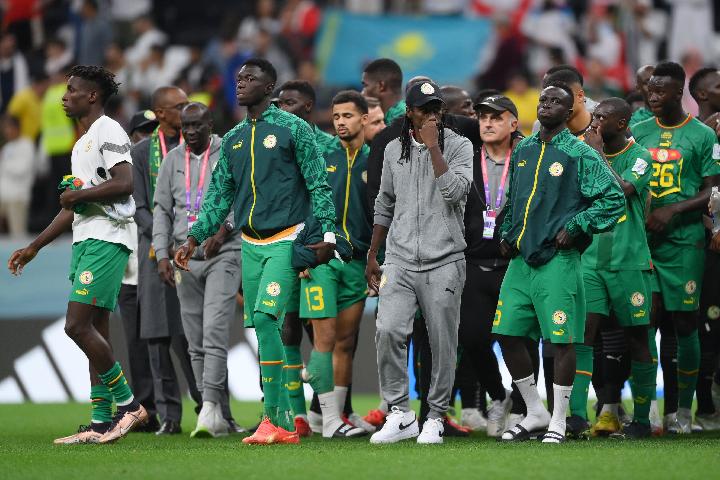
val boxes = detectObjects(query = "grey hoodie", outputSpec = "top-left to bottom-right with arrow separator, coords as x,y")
152,134 -> 241,261
374,128 -> 473,271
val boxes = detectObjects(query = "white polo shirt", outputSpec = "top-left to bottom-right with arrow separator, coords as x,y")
71,115 -> 136,251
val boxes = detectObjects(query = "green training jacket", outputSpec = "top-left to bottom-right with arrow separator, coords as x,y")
500,129 -> 625,266
189,104 -> 335,244
323,137 -> 372,256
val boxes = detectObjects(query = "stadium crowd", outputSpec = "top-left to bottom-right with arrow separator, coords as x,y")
4,0 -> 720,445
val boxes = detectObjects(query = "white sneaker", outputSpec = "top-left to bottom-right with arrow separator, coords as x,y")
461,408 -> 487,431
486,391 -> 513,437
369,406 -> 419,444
417,418 -> 444,444
191,401 -> 229,438
676,408 -> 692,434
695,412 -> 720,431
308,410 -> 323,434
649,400 -> 662,436
349,412 -> 377,433
664,413 -> 682,434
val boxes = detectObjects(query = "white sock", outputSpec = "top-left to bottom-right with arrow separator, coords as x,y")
600,402 -> 620,416
513,374 -> 549,430
116,394 -> 135,407
548,384 -> 572,435
334,386 -> 349,417
379,400 -> 388,413
319,391 -> 342,436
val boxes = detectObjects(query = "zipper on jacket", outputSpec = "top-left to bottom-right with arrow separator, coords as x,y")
247,120 -> 261,238
416,149 -> 422,266
342,147 -> 359,246
516,142 -> 546,250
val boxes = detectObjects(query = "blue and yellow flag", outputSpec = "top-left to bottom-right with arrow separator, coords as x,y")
316,10 -> 492,86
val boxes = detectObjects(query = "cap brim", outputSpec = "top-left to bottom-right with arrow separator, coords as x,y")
131,119 -> 159,133
410,96 -> 445,108
474,101 -> 506,112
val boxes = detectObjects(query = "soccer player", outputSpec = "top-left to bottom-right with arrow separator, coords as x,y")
363,96 -> 386,144
361,58 -> 406,125
298,90 -> 373,438
152,103 -> 242,438
567,98 -> 657,439
440,85 -> 476,118
632,61 -> 720,433
368,80 -> 473,444
629,65 -> 655,128
278,79 -> 335,153
494,83 -> 624,444
174,58 -> 336,445
8,66 -> 147,443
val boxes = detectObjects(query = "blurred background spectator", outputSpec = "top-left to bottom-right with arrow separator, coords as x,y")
0,0 -> 718,235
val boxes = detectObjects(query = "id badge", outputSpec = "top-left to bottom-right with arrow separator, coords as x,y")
187,214 -> 198,230
482,210 -> 496,239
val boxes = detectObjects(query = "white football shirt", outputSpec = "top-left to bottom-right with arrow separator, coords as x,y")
71,115 -> 136,251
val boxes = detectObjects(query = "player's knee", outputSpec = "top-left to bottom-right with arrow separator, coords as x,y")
64,319 -> 86,341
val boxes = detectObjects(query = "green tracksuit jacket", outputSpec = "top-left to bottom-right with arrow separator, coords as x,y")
189,104 -> 335,244
500,129 -> 625,266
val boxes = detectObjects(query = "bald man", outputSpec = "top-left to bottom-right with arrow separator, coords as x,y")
440,85 -> 475,118
629,65 -> 655,127
153,103 -> 242,437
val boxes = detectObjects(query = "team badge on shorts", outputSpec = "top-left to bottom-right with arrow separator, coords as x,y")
552,310 -> 567,325
263,134 -> 277,149
266,282 -> 281,297
631,292 -> 645,307
685,280 -> 697,295
708,305 -> 720,320
549,162 -> 563,176
79,271 -> 93,285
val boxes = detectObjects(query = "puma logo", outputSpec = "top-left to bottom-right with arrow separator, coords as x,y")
606,354 -> 623,363
445,287 -> 455,295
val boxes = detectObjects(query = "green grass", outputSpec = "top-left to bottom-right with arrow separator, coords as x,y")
1,396 -> 719,479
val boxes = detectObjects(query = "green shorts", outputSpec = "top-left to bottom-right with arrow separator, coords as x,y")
68,239 -> 130,311
492,251 -> 585,344
300,258 -> 368,319
650,242 -> 704,312
242,240 -> 299,328
584,268 -> 652,327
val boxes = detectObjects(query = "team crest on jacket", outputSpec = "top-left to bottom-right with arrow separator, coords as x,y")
549,162 -> 563,176
552,310 -> 567,325
266,282 -> 281,296
685,280 -> 697,295
631,292 -> 645,307
708,305 -> 720,320
263,134 -> 277,149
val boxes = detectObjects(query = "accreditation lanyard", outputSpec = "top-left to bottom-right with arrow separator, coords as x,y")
480,146 -> 511,239
185,144 -> 211,229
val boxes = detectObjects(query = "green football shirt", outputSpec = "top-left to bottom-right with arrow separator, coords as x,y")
632,115 -> 720,245
583,140 -> 653,271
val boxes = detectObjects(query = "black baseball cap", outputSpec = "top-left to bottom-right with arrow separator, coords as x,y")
474,94 -> 519,119
405,81 -> 444,108
129,109 -> 159,134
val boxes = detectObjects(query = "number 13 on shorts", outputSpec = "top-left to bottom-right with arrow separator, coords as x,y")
305,286 -> 325,311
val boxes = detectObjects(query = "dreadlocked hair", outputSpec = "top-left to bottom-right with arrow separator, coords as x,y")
67,65 -> 120,105
399,113 -> 445,162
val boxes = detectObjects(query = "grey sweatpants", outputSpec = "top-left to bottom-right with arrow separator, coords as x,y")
176,249 -> 241,406
375,259 -> 466,419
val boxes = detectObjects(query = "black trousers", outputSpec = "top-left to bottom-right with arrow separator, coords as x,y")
698,249 -> 720,414
117,284 -> 156,417
147,335 -> 202,422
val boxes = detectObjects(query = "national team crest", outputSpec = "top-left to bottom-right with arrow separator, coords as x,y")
552,310 -> 567,325
263,134 -> 277,149
631,292 -> 645,307
420,82 -> 435,95
549,162 -> 563,177
79,271 -> 93,285
84,140 -> 92,152
685,280 -> 697,295
266,282 -> 281,296
708,305 -> 720,320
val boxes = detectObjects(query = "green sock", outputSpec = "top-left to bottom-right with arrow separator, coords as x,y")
677,330 -> 700,409
306,349 -> 334,394
569,344 -> 593,420
98,362 -> 134,406
283,345 -> 307,417
90,384 -> 113,423
254,312 -> 284,417
648,328 -> 658,401
631,360 -> 656,425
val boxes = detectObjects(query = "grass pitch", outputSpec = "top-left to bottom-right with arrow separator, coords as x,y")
1,396 -> 719,480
